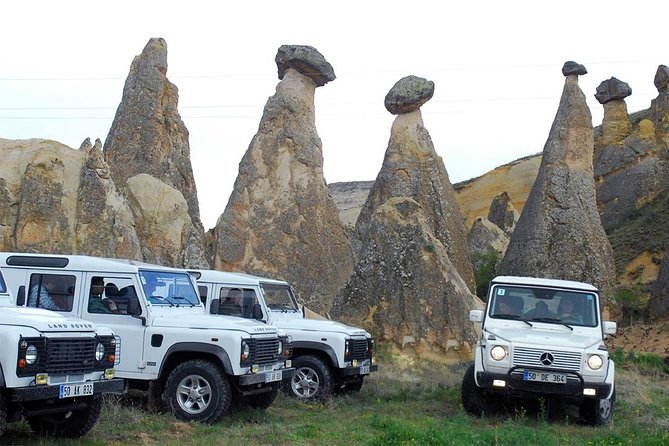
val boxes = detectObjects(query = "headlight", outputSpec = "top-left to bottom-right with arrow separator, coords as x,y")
95,343 -> 105,361
241,341 -> 250,362
490,346 -> 506,361
587,354 -> 603,370
25,345 -> 38,365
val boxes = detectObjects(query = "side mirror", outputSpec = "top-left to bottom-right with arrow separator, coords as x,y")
210,299 -> 220,315
603,321 -> 617,335
469,309 -> 484,323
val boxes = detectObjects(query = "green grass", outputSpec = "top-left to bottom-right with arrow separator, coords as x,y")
2,352 -> 668,446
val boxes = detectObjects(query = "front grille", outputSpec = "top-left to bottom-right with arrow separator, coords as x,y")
17,337 -> 101,377
251,338 -> 280,365
513,347 -> 582,373
349,339 -> 370,360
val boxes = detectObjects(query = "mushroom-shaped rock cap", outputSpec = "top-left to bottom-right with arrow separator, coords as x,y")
594,77 -> 632,104
275,45 -> 335,87
562,61 -> 587,76
655,65 -> 669,92
384,75 -> 435,115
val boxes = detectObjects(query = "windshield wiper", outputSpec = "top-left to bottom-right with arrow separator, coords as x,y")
530,317 -> 574,331
496,314 -> 532,327
172,296 -> 197,307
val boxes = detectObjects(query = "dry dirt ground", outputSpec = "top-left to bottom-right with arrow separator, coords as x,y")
607,321 -> 669,355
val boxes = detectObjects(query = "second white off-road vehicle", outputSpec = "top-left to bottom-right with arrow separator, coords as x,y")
195,269 -> 378,401
462,276 -> 617,425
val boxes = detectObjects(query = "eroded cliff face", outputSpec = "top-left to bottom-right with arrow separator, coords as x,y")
212,46 -> 354,314
499,63 -> 616,297
103,37 -> 208,268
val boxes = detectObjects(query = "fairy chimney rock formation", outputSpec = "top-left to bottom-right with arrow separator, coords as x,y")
333,197 -> 482,360
499,62 -> 616,296
487,192 -> 519,234
468,216 -> 510,259
384,75 -> 435,115
652,65 -> 669,141
213,45 -> 354,314
355,75 -> 475,290
595,77 -> 633,145
103,37 -> 208,268
648,247 -> 669,320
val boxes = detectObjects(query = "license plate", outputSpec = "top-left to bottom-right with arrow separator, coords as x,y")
360,365 -> 370,375
523,370 -> 566,384
264,371 -> 282,383
59,382 -> 94,399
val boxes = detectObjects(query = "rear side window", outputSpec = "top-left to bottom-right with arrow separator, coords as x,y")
28,274 -> 76,312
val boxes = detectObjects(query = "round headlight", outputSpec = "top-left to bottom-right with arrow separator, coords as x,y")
95,343 -> 105,361
490,346 -> 506,361
241,341 -> 250,362
25,345 -> 38,365
587,354 -> 603,370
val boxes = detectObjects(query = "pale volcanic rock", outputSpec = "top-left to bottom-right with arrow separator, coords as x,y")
384,75 -> 435,115
332,197 -> 482,359
467,216 -> 509,259
499,63 -> 616,297
103,37 -> 208,268
356,107 -> 475,291
487,192 -> 519,234
0,138 -> 141,259
213,46 -> 354,314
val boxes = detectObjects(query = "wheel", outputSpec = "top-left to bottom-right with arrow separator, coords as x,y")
285,355 -> 332,401
27,396 -> 102,438
0,392 -> 6,438
147,380 -> 167,413
461,363 -> 496,416
164,360 -> 230,423
580,387 -> 616,426
245,385 -> 279,410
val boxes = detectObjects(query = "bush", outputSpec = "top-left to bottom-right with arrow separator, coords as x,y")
610,286 -> 649,326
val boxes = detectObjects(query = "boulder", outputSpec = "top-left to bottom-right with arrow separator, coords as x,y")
332,197 -> 482,360
384,75 -> 435,115
654,65 -> 669,92
562,61 -> 587,76
212,46 -> 354,314
594,77 -> 632,104
468,216 -> 510,260
103,37 -> 208,268
275,45 -> 335,87
499,63 -> 616,297
487,192 -> 519,234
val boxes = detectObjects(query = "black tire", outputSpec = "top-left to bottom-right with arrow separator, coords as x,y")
580,387 -> 616,426
245,385 -> 279,410
147,380 -> 167,413
285,355 -> 333,401
164,359 -> 230,423
27,396 -> 102,438
461,363 -> 494,417
0,392 -> 6,438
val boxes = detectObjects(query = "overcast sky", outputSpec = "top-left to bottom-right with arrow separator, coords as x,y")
1,0 -> 666,229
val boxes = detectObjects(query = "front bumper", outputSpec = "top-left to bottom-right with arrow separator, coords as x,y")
477,366 -> 611,401
341,364 -> 379,376
238,367 -> 295,386
9,378 -> 125,403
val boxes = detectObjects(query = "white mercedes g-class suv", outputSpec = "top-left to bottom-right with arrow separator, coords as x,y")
462,276 -> 617,425
195,269 -> 378,401
0,263 -> 123,439
0,253 -> 293,423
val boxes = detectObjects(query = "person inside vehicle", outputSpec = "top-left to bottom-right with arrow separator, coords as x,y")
88,276 -> 119,314
220,289 -> 243,316
28,276 -> 65,310
557,296 -> 583,323
526,301 -> 554,319
497,295 -> 523,317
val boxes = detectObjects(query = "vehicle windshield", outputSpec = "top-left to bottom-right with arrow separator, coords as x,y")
261,283 -> 298,311
488,285 -> 598,327
139,270 -> 201,307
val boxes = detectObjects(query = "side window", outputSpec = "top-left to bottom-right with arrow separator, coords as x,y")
87,276 -> 139,316
218,287 -> 259,318
198,286 -> 208,305
28,274 -> 76,312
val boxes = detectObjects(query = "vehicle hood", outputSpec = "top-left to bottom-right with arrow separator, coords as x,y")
273,317 -> 368,336
0,307 -> 97,333
488,327 -> 603,350
152,313 -> 278,335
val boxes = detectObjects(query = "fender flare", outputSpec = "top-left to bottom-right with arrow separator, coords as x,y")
158,342 -> 233,377
291,341 -> 338,367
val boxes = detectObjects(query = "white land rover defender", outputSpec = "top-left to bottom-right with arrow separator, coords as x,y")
0,253 -> 294,423
0,265 -> 123,439
195,269 -> 378,401
462,276 -> 617,425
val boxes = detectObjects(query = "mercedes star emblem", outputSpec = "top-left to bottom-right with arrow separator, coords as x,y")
540,352 -> 554,366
